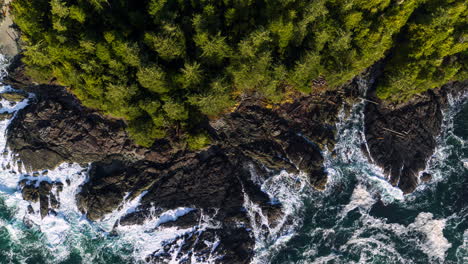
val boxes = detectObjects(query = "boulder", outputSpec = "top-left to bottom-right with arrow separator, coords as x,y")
21,184 -> 39,203
420,172 -> 432,183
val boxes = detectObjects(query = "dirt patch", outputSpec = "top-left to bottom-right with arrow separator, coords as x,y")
0,0 -> 19,58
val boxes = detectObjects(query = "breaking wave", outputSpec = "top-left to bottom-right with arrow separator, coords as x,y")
270,86 -> 468,264
0,51 -> 466,264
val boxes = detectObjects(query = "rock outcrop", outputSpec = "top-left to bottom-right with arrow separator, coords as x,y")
364,81 -> 468,193
11,54 -> 466,261
19,176 -> 64,219
6,85 -> 139,171
4,56 -> 364,263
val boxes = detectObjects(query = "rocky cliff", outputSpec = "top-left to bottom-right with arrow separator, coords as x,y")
364,81 -> 468,193
4,55 -> 466,262
4,55 -> 366,263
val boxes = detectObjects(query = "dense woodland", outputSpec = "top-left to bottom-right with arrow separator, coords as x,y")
10,0 -> 468,147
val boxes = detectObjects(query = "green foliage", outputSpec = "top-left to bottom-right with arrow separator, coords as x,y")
136,65 -> 168,94
376,0 -> 468,101
11,0 -> 467,147
188,80 -> 235,116
144,25 -> 186,61
186,132 -> 211,151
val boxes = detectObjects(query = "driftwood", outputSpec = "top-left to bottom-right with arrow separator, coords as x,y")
382,127 -> 407,138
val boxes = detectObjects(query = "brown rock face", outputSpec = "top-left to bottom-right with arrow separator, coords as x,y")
6,85 -> 139,171
5,56 -> 366,263
364,81 -> 468,193
20,179 -> 63,219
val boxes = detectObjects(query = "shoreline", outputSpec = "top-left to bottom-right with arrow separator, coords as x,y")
1,50 -> 467,262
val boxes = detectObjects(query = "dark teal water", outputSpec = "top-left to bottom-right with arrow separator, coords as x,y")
0,54 -> 466,264
271,97 -> 468,264
0,99 -> 467,264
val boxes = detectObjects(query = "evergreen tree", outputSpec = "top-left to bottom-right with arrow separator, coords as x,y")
10,0 -> 467,148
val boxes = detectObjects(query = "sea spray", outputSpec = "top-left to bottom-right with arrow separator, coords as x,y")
0,50 -> 466,264
0,55 -> 221,263
416,91 -> 468,190
247,170 -> 310,264
271,84 -> 468,263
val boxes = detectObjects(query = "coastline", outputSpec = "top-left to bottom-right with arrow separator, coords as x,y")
0,47 -> 466,262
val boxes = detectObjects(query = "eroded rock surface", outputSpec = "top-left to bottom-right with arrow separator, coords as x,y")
364,81 -> 468,193
7,86 -> 139,171
5,57 -> 365,263
19,177 -> 63,219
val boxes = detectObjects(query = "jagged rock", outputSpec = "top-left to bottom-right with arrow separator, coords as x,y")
420,172 -> 432,183
38,181 -> 52,195
118,209 -> 156,226
263,204 -> 283,229
76,158 -> 149,221
39,194 -> 49,218
20,180 -> 63,218
365,81 -> 468,193
216,226 -> 253,264
148,226 -> 253,264
55,181 -> 63,192
158,210 -> 201,229
5,56 -> 365,263
22,184 -> 39,203
2,55 -> 34,91
18,179 -> 28,188
27,205 -> 34,214
7,86 -> 137,171
212,101 -> 334,189
50,193 -> 59,209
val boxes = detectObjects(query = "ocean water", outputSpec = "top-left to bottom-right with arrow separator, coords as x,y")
0,53 -> 466,264
267,94 -> 468,264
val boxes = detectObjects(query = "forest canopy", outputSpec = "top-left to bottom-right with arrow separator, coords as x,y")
10,0 -> 468,147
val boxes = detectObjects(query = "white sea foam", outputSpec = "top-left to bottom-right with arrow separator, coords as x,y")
462,158 -> 468,169
456,229 -> 468,263
409,212 -> 452,261
338,211 -> 451,263
0,54 -> 218,263
341,184 -> 376,216
0,84 -> 91,261
281,81 -> 466,263
410,91 -> 468,198
335,179 -> 452,263
0,50 -> 464,263
331,101 -> 404,204
249,170 -> 310,263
